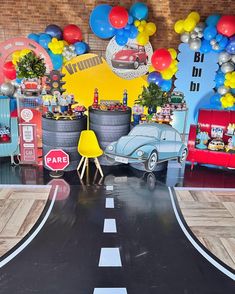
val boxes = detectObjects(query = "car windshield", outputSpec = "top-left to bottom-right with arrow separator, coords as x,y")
124,44 -> 138,50
129,126 -> 159,138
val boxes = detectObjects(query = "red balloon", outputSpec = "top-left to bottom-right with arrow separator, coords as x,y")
217,15 -> 235,37
3,61 -> 16,80
109,6 -> 128,29
63,24 -> 82,44
151,49 -> 172,71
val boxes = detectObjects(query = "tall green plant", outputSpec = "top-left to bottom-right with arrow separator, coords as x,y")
16,52 -> 46,79
136,83 -> 167,108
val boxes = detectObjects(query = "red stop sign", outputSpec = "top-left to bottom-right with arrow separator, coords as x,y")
45,149 -> 70,171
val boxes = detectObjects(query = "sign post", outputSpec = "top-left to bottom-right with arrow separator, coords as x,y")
44,149 -> 70,178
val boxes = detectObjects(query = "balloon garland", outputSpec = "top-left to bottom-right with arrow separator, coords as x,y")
174,12 -> 235,109
89,2 -> 157,47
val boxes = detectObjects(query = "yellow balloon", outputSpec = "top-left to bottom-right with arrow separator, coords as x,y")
183,18 -> 196,32
12,50 -> 21,65
134,20 -> 141,27
224,80 -> 230,87
148,65 -> 155,73
225,72 -> 232,80
136,32 -> 149,46
230,82 -> 235,88
138,25 -> 144,32
174,20 -> 184,34
20,49 -> 31,58
141,20 -> 147,26
145,22 -> 157,36
188,11 -> 200,23
161,68 -> 174,80
168,48 -> 177,60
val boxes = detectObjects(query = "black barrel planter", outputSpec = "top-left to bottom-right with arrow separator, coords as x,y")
89,107 -> 131,165
42,116 -> 87,171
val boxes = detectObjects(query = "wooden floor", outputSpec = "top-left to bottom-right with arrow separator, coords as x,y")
175,188 -> 235,270
0,185 -> 51,258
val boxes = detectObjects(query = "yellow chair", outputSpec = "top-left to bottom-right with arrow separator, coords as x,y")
77,130 -> 104,179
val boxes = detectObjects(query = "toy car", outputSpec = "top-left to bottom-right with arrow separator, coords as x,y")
208,139 -> 225,151
21,78 -> 41,96
105,123 -> 188,172
111,44 -> 148,70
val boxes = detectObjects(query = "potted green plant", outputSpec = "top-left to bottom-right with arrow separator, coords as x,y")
136,83 -> 167,114
16,51 -> 46,96
16,51 -> 46,79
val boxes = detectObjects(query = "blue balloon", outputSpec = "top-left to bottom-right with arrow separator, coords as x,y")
215,34 -> 223,42
124,24 -> 131,30
210,93 -> 221,106
215,72 -> 225,87
115,34 -> 128,46
129,2 -> 148,20
28,33 -> 39,43
84,42 -> 90,53
45,24 -> 63,40
74,42 -> 87,55
226,37 -> 235,54
89,4 -> 116,39
203,26 -> 217,41
116,29 -> 124,36
205,14 -> 221,27
129,25 -> 138,39
231,88 -> 235,95
147,72 -> 162,85
160,79 -> 172,92
49,52 -> 63,70
128,15 -> 134,25
39,33 -> 52,49
218,36 -> 228,50
124,30 -> 130,38
200,40 -> 212,53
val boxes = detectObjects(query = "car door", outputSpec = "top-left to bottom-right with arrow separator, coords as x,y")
158,130 -> 177,159
138,46 -> 146,62
175,132 -> 183,153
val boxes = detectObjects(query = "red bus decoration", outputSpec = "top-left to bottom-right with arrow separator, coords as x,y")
45,149 -> 70,171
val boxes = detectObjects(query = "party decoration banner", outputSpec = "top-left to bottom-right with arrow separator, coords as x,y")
62,53 -> 147,108
174,43 -> 219,132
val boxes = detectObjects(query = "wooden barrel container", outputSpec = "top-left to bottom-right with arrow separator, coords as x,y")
42,116 -> 87,171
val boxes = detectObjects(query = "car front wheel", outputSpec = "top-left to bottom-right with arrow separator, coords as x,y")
133,58 -> 139,69
145,150 -> 158,172
178,148 -> 188,163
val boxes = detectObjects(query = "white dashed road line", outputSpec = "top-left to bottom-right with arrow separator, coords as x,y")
103,219 -> 117,233
98,248 -> 122,267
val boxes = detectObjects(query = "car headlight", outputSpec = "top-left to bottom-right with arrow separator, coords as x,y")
137,150 -> 144,157
107,145 -> 114,151
129,56 -> 134,61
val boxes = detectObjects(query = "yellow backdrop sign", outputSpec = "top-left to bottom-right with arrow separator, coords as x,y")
62,53 -> 147,108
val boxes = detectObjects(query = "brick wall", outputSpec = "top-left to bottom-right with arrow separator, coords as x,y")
0,0 -> 234,54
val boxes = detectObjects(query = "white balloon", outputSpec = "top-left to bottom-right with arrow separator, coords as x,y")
210,39 -> 217,46
190,32 -> 198,39
197,32 -> 203,38
0,82 -> 15,96
189,38 -> 201,51
218,52 -> 231,64
217,85 -> 229,95
231,55 -> 235,63
221,62 -> 235,73
180,32 -> 190,43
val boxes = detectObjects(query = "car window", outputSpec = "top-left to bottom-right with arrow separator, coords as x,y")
161,130 -> 175,141
129,126 -> 159,138
175,132 -> 181,142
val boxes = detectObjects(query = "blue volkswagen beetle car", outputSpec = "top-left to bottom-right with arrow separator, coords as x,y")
105,123 -> 188,172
